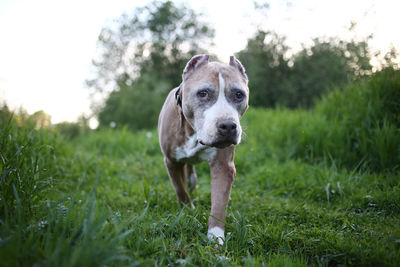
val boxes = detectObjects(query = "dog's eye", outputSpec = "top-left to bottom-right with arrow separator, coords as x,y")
234,90 -> 245,100
197,89 -> 208,98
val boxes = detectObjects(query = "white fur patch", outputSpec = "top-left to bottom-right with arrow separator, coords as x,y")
207,226 -> 224,245
175,133 -> 216,163
218,72 -> 225,93
198,72 -> 241,145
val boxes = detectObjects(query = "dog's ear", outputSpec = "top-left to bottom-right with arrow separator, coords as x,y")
229,56 -> 248,83
183,54 -> 209,81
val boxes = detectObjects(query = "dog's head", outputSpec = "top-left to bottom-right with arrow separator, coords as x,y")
180,54 -> 249,149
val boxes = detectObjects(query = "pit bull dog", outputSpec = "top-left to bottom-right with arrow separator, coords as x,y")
158,54 -> 249,245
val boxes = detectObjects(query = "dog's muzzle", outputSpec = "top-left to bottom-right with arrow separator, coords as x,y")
200,119 -> 239,148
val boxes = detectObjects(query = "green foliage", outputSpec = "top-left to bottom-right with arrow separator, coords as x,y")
0,103 -> 12,125
98,74 -> 171,130
317,67 -> 400,126
90,3 -> 400,130
89,0 -> 215,130
0,103 -> 89,140
289,38 -> 371,107
70,126 -> 160,159
0,118 -> 58,218
1,72 -> 399,266
238,68 -> 400,172
0,117 -> 136,266
0,104 -> 51,129
236,31 -> 291,107
92,0 -> 214,90
54,122 -> 82,139
237,31 -> 373,108
315,67 -> 400,171
54,115 -> 90,139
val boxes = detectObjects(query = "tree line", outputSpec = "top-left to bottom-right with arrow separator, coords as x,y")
87,1 -> 399,130
81,1 -> 397,130
2,0 -> 398,138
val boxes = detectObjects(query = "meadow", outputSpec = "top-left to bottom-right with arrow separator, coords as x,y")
1,69 -> 399,266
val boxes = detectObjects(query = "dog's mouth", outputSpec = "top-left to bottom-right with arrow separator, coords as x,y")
199,139 -> 237,149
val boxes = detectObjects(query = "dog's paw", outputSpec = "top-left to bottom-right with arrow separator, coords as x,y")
207,226 -> 224,246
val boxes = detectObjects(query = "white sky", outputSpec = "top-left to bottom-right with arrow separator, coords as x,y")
0,0 -> 399,124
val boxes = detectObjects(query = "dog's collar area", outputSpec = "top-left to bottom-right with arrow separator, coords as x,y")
175,86 -> 182,108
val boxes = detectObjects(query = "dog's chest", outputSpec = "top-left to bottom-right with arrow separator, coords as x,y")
174,134 -> 216,164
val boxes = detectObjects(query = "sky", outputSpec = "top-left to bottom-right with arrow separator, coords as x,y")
0,0 -> 399,126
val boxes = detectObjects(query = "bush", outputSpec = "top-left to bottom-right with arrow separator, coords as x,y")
239,68 -> 400,173
315,67 -> 400,171
54,122 -> 83,139
98,74 -> 171,130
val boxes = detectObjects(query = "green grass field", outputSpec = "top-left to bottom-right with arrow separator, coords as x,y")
1,69 -> 399,266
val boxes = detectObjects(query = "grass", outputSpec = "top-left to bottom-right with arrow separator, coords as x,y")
1,69 -> 399,266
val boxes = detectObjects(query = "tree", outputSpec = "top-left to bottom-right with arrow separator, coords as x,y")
236,30 -> 291,107
237,30 -> 373,108
30,110 -> 51,129
0,103 -> 12,125
98,74 -> 171,130
87,0 -> 214,93
87,0 -> 215,130
288,37 -> 372,108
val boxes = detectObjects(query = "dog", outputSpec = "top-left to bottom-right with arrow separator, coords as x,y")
158,54 -> 249,245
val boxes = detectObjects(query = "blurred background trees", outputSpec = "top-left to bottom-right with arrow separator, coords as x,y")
236,30 -> 373,108
0,103 -> 51,129
87,0 -> 214,130
84,0 -> 398,130
236,31 -> 292,108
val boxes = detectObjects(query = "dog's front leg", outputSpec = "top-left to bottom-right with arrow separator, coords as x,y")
164,157 -> 193,207
207,147 -> 236,245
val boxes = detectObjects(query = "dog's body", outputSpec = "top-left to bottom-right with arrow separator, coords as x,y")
158,54 -> 249,245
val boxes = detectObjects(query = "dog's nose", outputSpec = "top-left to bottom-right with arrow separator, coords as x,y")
217,120 -> 237,136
